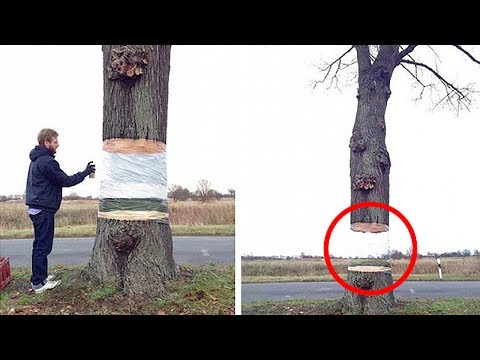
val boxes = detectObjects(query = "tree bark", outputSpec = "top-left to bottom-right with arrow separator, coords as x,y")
341,45 -> 399,314
83,45 -> 176,297
341,270 -> 395,314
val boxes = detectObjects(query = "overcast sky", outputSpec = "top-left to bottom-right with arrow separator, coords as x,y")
3,45 -> 480,256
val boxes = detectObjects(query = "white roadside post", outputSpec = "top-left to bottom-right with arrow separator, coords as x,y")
436,257 -> 442,279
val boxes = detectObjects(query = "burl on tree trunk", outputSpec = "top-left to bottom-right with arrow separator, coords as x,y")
341,46 -> 398,314
86,219 -> 176,297
83,45 -> 177,297
341,269 -> 395,315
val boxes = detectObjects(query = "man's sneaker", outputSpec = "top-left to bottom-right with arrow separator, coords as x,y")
46,274 -> 55,281
31,279 -> 61,294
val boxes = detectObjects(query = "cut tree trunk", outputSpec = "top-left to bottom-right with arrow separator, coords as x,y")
341,45 -> 399,314
83,45 -> 177,297
341,269 -> 395,315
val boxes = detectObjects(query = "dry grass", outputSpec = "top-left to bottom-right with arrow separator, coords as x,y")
242,257 -> 480,280
242,258 -> 344,277
0,200 -> 98,231
393,257 -> 480,275
169,199 -> 235,225
0,199 -> 235,237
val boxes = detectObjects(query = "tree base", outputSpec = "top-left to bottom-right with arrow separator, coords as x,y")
340,270 -> 395,315
82,218 -> 177,298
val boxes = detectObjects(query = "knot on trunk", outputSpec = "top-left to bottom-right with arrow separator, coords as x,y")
108,46 -> 148,81
350,272 -> 374,290
108,223 -> 141,254
380,119 -> 386,131
353,174 -> 376,191
375,148 -> 391,170
373,65 -> 392,84
111,237 -> 139,254
349,131 -> 366,153
385,88 -> 392,99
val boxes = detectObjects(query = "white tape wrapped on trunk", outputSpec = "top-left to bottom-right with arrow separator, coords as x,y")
99,152 -> 167,200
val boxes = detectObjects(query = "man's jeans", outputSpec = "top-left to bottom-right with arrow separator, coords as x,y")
30,210 -> 55,285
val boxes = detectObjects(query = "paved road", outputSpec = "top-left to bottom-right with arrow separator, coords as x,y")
242,281 -> 480,302
0,236 -> 234,267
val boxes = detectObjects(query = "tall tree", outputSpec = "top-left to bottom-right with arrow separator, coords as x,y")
316,45 -> 480,314
196,179 -> 212,202
84,45 -> 176,297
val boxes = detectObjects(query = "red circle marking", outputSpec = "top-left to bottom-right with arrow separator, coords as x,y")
324,201 -> 417,296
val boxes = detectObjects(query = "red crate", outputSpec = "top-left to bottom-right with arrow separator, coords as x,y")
0,257 -> 12,290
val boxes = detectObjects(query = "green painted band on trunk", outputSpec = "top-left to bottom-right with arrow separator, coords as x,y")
99,198 -> 168,213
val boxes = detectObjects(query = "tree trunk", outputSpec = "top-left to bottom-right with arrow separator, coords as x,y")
341,45 -> 398,314
83,45 -> 176,297
341,269 -> 395,315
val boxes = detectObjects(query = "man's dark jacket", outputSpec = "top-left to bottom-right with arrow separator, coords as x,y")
25,145 -> 87,213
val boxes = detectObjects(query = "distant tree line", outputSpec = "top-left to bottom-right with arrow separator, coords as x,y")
389,248 -> 479,259
242,249 -> 480,260
0,194 -> 24,202
242,254 -> 304,260
168,179 -> 235,203
1,178 -> 235,203
62,193 -> 96,201
425,249 -> 479,258
0,193 -> 98,202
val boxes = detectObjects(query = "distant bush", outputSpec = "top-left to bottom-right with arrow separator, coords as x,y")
168,185 -> 191,202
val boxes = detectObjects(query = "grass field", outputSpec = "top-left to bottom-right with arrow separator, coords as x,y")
242,298 -> 480,315
242,257 -> 480,282
0,264 -> 234,315
0,199 -> 235,238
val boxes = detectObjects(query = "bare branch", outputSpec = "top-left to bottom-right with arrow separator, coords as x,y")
401,59 -> 467,99
313,45 -> 479,114
399,63 -> 427,88
453,45 -> 480,65
399,63 -> 435,104
432,88 -> 465,115
419,46 -> 442,74
427,46 -> 441,66
397,45 -> 417,63
312,46 -> 355,90
339,59 -> 357,70
401,58 -> 474,112
402,50 -> 420,78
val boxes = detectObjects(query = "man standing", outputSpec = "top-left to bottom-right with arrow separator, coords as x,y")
25,128 -> 95,294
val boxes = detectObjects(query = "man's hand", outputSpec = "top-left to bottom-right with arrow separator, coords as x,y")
84,161 -> 96,176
